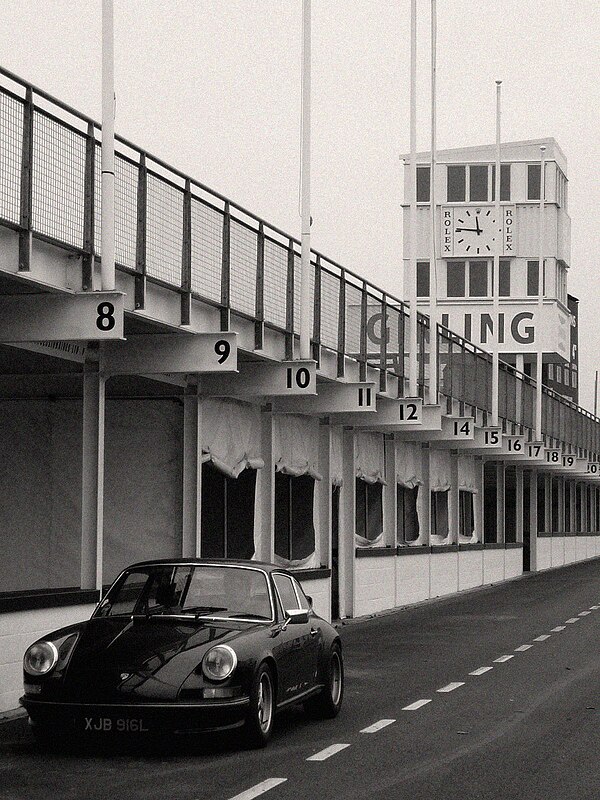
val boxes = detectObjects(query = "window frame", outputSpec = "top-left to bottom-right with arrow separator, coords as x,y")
459,489 -> 474,539
355,478 -> 384,543
397,484 -> 420,544
430,489 -> 450,538
447,163 -> 511,203
274,472 -> 316,562
416,165 -> 431,203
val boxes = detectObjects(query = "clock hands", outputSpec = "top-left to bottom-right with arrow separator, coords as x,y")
474,216 -> 482,235
456,217 -> 484,235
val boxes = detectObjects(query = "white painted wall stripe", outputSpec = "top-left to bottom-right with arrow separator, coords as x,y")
437,682 -> 465,693
469,666 -> 493,676
360,719 -> 396,733
307,744 -> 351,761
514,645 -> 532,651
551,626 -> 566,632
532,635 -> 551,641
579,611 -> 591,616
228,779 -> 288,800
565,618 -> 579,623
402,699 -> 432,711
493,655 -> 514,663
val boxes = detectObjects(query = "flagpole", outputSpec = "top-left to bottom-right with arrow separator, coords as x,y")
491,81 -> 502,426
101,0 -> 116,292
408,0 -> 418,396
535,145 -> 546,439
299,0 -> 311,360
428,0 -> 438,405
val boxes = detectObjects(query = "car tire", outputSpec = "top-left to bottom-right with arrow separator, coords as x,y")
304,644 -> 344,720
244,662 -> 275,748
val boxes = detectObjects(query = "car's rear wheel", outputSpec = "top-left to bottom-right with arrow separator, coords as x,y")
304,644 -> 343,719
244,662 -> 275,748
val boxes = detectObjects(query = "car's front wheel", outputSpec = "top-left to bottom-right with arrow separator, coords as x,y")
304,644 -> 344,719
244,662 -> 275,748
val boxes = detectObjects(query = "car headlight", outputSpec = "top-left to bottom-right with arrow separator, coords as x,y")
202,645 -> 237,681
23,641 -> 59,676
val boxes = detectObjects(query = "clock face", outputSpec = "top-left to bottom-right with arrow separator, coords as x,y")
453,208 -> 498,256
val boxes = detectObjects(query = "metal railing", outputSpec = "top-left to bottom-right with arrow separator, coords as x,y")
0,65 -> 599,456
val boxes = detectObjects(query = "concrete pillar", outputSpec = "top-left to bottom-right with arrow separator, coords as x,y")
258,407 -> 275,562
384,435 -> 397,547
318,420 -> 332,567
529,468 -> 538,571
339,428 -> 356,619
81,358 -> 105,590
182,382 -> 202,557
496,461 -> 505,543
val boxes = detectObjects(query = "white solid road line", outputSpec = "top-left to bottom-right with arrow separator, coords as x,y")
437,682 -> 465,693
307,744 -> 351,762
565,618 -> 580,623
360,719 -> 396,733
514,645 -> 533,651
551,626 -> 566,631
469,666 -> 493,676
228,779 -> 288,800
493,655 -> 514,663
533,635 -> 551,641
402,699 -> 432,711
579,611 -> 591,616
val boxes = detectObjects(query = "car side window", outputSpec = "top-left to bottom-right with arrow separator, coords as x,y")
291,578 -> 311,612
273,574 -> 299,613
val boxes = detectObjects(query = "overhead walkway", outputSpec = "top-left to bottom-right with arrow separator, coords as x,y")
1,66 -> 599,713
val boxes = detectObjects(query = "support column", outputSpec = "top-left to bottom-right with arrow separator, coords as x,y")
449,450 -> 459,544
384,435 -> 397,547
529,468 -> 538,571
182,382 -> 202,557
258,407 -> 275,563
496,461 -> 505,543
318,420 -> 332,567
339,428 -> 356,619
81,358 -> 106,590
515,466 -> 524,543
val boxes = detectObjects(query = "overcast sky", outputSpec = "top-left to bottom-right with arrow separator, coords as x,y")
1,1 -> 599,408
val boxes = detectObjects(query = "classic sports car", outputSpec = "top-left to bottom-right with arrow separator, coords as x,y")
20,559 -> 343,747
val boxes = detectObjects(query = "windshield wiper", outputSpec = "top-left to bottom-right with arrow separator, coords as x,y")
227,613 -> 270,621
188,606 -> 228,621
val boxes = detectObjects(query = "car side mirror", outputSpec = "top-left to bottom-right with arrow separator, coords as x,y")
305,595 -> 313,606
285,608 -> 309,625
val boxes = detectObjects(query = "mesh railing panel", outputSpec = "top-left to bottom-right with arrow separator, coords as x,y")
320,269 -> 340,350
113,156 -> 138,268
32,112 -> 85,248
386,304 -> 406,382
93,142 -> 101,254
146,174 -> 183,286
263,238 -> 288,329
344,283 -> 363,357
229,219 -> 258,317
190,199 -> 222,302
0,92 -> 23,224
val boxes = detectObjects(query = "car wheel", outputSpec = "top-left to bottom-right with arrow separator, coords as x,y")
304,644 -> 344,720
244,662 -> 275,748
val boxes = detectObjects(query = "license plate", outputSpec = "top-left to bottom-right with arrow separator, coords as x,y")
80,715 -> 150,733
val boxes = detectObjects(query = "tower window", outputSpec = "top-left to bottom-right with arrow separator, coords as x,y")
416,166 -> 431,203
528,164 -> 541,200
447,165 -> 466,202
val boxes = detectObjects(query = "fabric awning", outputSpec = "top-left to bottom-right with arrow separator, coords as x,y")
395,439 -> 423,489
355,431 -> 386,484
273,414 -> 322,480
430,448 -> 452,492
458,455 -> 479,493
202,398 -> 264,478
331,426 -> 344,487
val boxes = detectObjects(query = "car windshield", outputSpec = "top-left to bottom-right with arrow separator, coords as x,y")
95,565 -> 272,621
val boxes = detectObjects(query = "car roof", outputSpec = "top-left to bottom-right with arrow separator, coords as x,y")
124,558 -> 293,576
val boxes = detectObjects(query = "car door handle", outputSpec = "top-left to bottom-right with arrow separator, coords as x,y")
310,628 -> 319,636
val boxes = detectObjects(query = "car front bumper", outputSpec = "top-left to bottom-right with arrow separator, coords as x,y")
20,695 -> 250,735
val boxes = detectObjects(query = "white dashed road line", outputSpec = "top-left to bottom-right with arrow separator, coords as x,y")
437,682 -> 465,693
533,635 -> 551,641
579,611 -> 591,616
360,719 -> 395,734
590,606 -> 599,610
565,618 -> 579,623
469,666 -> 493,676
228,779 -> 288,800
402,699 -> 432,711
493,655 -> 514,663
551,626 -> 566,632
307,744 -> 351,762
514,645 -> 533,651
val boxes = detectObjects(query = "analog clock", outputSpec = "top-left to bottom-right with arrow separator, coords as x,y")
441,206 -> 515,257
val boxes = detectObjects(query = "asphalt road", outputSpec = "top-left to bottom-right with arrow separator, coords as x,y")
2,560 -> 600,800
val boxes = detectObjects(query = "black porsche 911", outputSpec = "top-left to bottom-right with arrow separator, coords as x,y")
20,559 -> 343,747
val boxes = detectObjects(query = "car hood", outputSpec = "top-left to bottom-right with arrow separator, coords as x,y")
62,616 -> 259,702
